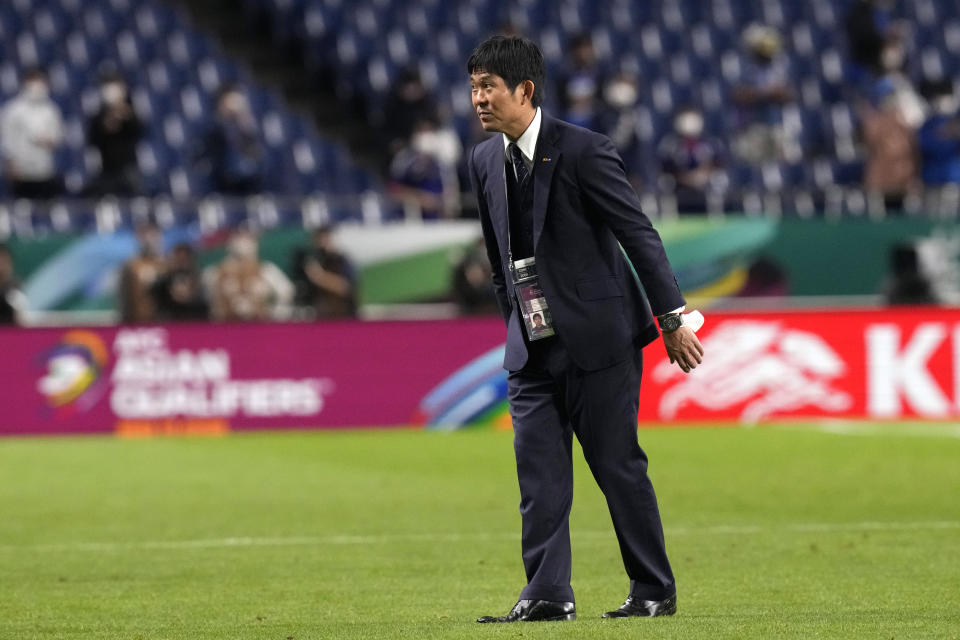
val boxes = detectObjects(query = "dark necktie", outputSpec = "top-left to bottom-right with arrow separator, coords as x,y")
510,143 -> 529,186
506,143 -> 534,260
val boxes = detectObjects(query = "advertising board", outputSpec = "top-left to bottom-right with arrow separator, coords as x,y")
3,307 -> 957,437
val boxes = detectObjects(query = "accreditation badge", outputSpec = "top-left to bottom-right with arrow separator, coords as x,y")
511,257 -> 555,341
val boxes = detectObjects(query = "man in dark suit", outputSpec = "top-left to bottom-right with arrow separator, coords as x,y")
467,36 -> 704,623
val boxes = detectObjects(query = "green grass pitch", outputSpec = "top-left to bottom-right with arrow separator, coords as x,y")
1,424 -> 958,639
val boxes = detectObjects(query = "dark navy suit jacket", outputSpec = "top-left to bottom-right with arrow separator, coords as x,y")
468,113 -> 685,372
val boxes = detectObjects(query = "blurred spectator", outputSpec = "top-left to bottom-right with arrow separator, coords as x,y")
0,68 -> 64,199
451,237 -> 497,315
883,243 -> 937,305
202,85 -> 265,195
206,229 -> 293,321
860,85 -> 918,211
918,79 -> 960,186
151,243 -> 209,322
556,33 -> 603,129
732,25 -> 797,164
383,67 -> 439,152
845,0 -> 904,78
292,225 -> 357,319
0,243 -> 27,325
388,118 -> 462,218
597,72 -> 645,184
87,72 -> 145,196
118,223 -> 165,324
658,107 -> 726,214
417,117 -> 462,215
867,41 -> 927,130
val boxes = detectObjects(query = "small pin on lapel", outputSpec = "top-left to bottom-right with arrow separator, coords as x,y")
541,157 -> 551,162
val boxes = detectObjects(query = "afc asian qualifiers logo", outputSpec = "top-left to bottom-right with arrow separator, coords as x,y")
653,321 -> 853,423
37,330 -> 110,415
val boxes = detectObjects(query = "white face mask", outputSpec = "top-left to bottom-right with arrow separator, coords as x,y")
605,81 -> 638,108
675,112 -> 704,137
411,130 -> 436,156
881,45 -> 905,72
101,82 -> 126,105
24,81 -> 49,101
933,95 -> 958,116
229,237 -> 257,260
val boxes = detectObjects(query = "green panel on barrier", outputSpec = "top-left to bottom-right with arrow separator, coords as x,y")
658,217 -> 777,267
758,218 -> 940,296
360,247 -> 466,304
5,234 -> 78,280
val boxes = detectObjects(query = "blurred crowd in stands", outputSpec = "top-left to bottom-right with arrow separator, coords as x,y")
0,1 -> 958,219
0,65 -> 276,200
114,222 -> 356,325
378,0 -> 960,217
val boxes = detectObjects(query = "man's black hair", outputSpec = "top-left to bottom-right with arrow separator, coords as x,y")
467,35 -> 545,108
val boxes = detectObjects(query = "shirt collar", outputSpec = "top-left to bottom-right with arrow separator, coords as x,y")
502,107 -> 541,162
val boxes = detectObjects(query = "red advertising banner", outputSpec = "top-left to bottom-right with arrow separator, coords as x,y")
0,319 -> 506,436
637,307 -> 960,423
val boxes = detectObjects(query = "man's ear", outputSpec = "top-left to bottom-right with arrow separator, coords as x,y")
513,80 -> 535,106
521,80 -> 536,105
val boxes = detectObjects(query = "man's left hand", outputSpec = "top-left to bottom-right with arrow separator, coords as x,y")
663,326 -> 704,374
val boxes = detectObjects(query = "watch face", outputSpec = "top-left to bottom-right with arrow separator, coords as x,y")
661,314 -> 682,332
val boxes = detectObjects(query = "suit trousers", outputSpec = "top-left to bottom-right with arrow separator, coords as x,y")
508,336 -> 675,603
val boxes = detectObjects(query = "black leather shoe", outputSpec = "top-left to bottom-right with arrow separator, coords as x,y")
477,599 -> 576,623
602,594 -> 677,618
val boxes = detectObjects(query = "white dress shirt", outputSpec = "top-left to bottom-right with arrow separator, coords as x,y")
502,107 -> 541,180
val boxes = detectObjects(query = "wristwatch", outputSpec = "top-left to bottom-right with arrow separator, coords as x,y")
658,312 -> 683,333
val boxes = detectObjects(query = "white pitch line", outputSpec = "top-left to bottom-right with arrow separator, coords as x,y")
1,521 -> 957,554
803,423 -> 960,439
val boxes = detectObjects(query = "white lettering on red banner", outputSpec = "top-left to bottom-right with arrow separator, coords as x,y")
865,323 -> 951,417
639,310 -> 960,423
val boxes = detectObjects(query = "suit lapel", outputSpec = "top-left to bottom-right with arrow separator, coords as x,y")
532,117 -> 560,250
484,140 -> 511,264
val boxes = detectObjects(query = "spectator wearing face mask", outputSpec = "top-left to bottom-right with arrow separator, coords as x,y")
918,79 -> 960,186
597,72 -> 645,186
118,222 -> 165,324
388,118 -> 462,218
732,25 -> 797,164
87,71 -> 145,196
205,228 -> 294,321
556,33 -> 604,125
202,85 -> 265,196
658,107 -> 726,214
0,68 -> 64,199
382,67 -> 440,153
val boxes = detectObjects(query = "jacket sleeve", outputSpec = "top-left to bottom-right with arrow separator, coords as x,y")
576,134 -> 685,316
468,146 -> 512,324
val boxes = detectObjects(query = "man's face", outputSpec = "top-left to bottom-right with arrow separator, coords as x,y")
471,71 -> 529,134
